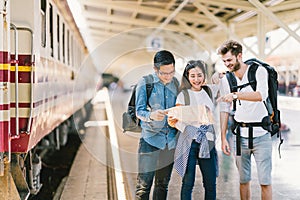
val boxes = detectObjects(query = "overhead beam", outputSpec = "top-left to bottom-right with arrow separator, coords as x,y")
87,21 -> 131,33
225,8 -> 300,42
267,24 -> 300,57
155,0 -> 177,22
249,0 -> 300,44
176,19 -> 214,53
83,11 -> 183,32
131,0 -> 143,19
270,1 -> 300,12
257,13 -> 266,59
193,2 -> 258,57
230,8 -> 300,27
90,31 -> 113,38
82,0 -> 211,25
195,0 -> 256,11
151,0 -> 190,36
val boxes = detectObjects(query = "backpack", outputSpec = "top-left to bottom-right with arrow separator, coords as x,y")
122,74 -> 179,133
226,58 -> 283,156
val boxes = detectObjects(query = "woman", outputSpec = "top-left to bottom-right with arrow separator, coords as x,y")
168,60 -> 218,200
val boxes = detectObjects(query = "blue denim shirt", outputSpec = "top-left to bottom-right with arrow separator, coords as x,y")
135,73 -> 178,150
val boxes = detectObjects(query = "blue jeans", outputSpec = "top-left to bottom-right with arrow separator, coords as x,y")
181,140 -> 217,200
135,138 -> 175,200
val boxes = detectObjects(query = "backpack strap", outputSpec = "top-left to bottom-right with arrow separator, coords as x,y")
182,89 -> 190,105
202,85 -> 213,102
226,70 -> 255,156
226,72 -> 238,111
143,74 -> 154,107
246,61 -> 259,91
173,77 -> 180,95
226,71 -> 238,93
144,75 -> 179,107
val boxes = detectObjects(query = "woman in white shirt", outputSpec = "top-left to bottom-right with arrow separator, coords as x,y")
168,60 -> 218,200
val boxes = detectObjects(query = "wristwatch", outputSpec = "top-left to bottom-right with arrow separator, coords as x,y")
232,93 -> 238,100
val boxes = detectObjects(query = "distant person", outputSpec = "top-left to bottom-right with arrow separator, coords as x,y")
168,60 -> 219,200
217,40 -> 273,200
135,50 -> 179,200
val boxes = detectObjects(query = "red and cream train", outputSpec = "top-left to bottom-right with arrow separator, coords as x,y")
0,0 -> 99,199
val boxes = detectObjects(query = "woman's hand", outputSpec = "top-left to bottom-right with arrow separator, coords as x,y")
167,116 -> 178,128
166,104 -> 182,127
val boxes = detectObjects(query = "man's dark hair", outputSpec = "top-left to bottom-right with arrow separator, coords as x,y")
153,50 -> 175,69
217,40 -> 242,57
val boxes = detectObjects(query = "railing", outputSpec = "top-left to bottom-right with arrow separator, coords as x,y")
10,25 -> 34,136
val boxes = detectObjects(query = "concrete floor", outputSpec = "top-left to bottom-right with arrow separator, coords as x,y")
60,89 -> 300,200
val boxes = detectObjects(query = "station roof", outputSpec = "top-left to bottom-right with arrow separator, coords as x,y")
63,0 -> 300,52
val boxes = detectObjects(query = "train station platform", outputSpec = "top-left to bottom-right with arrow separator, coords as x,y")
58,89 -> 300,200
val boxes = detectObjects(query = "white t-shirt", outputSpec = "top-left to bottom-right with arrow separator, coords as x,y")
219,66 -> 269,138
174,85 -> 218,138
176,88 -> 214,111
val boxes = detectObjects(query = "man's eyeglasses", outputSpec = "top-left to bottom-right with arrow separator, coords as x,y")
158,70 -> 175,76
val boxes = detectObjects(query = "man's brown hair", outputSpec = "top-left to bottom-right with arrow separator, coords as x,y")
217,40 -> 242,56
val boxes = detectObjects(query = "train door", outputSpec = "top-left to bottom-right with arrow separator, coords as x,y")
0,1 -> 25,200
10,0 -> 34,152
0,0 -> 10,175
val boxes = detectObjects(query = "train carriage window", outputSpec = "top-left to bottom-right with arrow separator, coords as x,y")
62,23 -> 65,63
71,36 -> 74,67
67,30 -> 70,65
73,38 -> 76,67
49,3 -> 53,57
57,15 -> 60,61
41,0 -> 46,47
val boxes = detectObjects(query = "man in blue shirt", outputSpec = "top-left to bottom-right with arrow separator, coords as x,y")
135,50 -> 179,200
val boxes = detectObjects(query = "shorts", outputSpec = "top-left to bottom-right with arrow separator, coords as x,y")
233,133 -> 272,185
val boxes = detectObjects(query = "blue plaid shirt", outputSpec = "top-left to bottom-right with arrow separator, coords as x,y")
135,73 -> 178,150
174,125 -> 212,177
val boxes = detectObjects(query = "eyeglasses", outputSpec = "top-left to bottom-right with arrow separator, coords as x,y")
158,70 -> 175,76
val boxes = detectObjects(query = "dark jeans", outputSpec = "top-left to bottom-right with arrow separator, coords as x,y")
181,140 -> 217,200
135,138 -> 175,200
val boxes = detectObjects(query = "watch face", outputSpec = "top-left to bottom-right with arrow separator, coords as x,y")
233,94 -> 238,100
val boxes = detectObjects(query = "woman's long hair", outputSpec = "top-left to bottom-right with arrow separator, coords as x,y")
179,60 -> 212,99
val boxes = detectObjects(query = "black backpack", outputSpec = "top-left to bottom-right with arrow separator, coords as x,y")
226,58 -> 283,156
122,74 -> 179,133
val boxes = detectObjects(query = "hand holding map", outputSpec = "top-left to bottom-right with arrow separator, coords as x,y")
166,105 -> 214,125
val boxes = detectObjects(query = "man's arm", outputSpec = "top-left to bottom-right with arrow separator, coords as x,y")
218,77 -> 233,156
135,78 -> 152,122
220,111 -> 231,155
135,78 -> 166,122
220,91 -> 262,102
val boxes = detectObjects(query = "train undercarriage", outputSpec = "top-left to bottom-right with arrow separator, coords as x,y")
0,103 -> 91,200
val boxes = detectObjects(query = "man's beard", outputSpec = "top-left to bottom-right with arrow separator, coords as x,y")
232,59 -> 241,72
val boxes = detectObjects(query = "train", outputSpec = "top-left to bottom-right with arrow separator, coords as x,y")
0,0 -> 99,199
